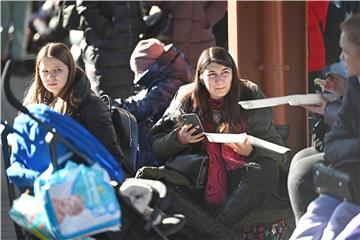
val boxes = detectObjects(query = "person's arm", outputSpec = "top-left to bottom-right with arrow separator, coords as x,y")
152,116 -> 204,163
152,127 -> 189,162
122,77 -> 186,122
301,91 -> 329,115
324,78 -> 360,163
302,73 -> 347,116
323,98 -> 342,125
76,1 -> 113,38
150,90 -> 191,162
81,97 -> 125,164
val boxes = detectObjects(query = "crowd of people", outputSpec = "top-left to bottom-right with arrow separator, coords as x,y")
2,1 -> 360,239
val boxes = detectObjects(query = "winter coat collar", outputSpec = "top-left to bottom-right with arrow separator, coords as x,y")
68,68 -> 92,115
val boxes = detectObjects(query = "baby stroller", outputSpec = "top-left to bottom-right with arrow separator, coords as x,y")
1,60 -> 184,240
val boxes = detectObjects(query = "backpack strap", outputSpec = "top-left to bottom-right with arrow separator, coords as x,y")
101,95 -> 139,174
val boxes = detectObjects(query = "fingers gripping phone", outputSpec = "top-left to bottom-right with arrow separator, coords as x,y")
182,113 -> 205,135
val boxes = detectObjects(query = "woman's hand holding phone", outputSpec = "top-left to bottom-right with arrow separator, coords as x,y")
177,123 -> 205,144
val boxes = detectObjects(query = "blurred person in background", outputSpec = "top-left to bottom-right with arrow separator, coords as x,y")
143,1 -> 227,66
1,1 -> 31,76
77,1 -> 145,99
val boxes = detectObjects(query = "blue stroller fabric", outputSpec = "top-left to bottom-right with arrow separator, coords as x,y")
7,104 -> 124,190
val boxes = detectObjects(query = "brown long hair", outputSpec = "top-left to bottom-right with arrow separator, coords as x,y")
183,47 -> 244,133
23,42 -> 79,114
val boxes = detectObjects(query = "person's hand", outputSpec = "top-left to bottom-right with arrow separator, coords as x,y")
301,91 -> 328,115
177,124 -> 205,144
324,72 -> 347,97
224,136 -> 253,156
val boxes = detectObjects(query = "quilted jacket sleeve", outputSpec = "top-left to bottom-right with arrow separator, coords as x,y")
324,78 -> 360,164
77,1 -> 113,38
122,78 -> 186,123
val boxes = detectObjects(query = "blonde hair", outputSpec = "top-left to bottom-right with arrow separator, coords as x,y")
23,42 -> 79,114
340,14 -> 360,48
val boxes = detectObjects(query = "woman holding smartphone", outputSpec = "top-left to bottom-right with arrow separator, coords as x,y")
150,47 -> 288,238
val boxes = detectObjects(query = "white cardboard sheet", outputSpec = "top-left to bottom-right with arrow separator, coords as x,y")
238,93 -> 338,109
204,133 -> 290,154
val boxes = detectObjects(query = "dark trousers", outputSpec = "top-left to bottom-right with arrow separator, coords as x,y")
228,157 -> 279,195
177,157 -> 280,212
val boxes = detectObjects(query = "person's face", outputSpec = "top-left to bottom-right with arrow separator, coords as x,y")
39,57 -> 69,97
339,32 -> 360,77
63,195 -> 84,215
201,62 -> 233,100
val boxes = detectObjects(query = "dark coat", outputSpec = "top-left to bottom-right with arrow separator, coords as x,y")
78,1 -> 144,50
77,1 -> 145,98
151,81 -> 289,171
324,77 -> 360,169
324,98 -> 342,126
68,69 -> 124,165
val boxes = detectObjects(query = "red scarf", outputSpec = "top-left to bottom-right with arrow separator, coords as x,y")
204,98 -> 247,205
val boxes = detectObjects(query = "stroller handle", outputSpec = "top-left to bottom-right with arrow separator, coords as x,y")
2,60 -> 30,115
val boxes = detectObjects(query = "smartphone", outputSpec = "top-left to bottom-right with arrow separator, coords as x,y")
182,113 -> 205,135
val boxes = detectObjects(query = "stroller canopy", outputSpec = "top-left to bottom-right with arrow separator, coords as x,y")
7,104 -> 124,189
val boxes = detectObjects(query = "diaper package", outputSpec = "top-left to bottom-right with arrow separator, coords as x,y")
34,162 -> 121,239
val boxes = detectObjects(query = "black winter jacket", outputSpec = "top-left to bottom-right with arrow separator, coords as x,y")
77,1 -> 145,98
68,69 -> 124,164
77,1 -> 144,50
324,77 -> 360,166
